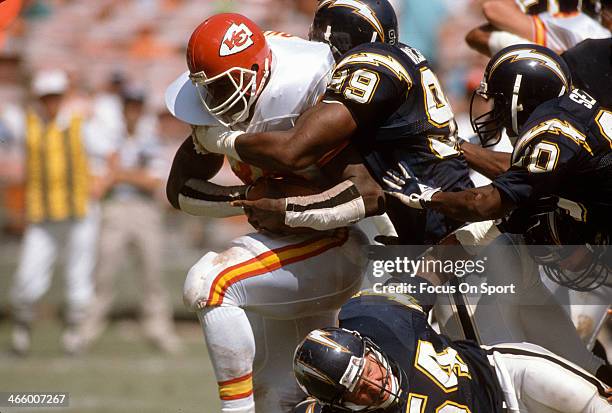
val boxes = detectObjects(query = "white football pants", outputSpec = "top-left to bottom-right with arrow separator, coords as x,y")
184,227 -> 368,413
486,342 -> 611,413
10,204 -> 100,325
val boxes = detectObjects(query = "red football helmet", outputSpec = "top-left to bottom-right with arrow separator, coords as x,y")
186,13 -> 272,126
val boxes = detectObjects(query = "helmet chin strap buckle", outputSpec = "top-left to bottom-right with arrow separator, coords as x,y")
511,74 -> 523,135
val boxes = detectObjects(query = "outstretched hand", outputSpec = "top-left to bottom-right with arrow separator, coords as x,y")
382,162 -> 441,209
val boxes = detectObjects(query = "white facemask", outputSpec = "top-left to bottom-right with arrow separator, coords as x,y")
342,349 -> 400,411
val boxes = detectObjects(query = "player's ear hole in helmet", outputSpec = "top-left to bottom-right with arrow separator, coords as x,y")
470,44 -> 571,147
309,0 -> 399,62
186,13 -> 272,127
293,327 -> 402,412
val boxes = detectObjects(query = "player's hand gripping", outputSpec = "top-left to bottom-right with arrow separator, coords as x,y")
382,162 -> 441,209
192,125 -> 244,160
232,196 -> 287,232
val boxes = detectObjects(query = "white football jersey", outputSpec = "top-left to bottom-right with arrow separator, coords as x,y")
165,34 -> 334,183
245,36 -> 334,133
533,12 -> 610,52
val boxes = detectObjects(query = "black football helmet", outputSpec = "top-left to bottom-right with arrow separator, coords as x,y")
514,206 -> 611,291
516,0 -> 581,14
470,44 -> 571,147
293,328 -> 401,412
555,0 -> 582,12
309,0 -> 398,62
515,0 -> 548,14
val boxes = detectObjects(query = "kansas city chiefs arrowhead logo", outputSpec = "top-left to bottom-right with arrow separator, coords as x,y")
219,23 -> 254,56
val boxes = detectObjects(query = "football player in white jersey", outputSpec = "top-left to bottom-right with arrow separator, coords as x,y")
465,0 -> 610,56
165,13 -> 388,413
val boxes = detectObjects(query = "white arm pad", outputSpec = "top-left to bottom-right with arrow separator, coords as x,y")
178,194 -> 244,217
454,221 -> 502,255
178,178 -> 246,218
284,180 -> 366,231
193,125 -> 243,161
488,31 -> 532,55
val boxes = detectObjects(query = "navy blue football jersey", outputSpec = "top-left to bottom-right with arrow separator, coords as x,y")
493,89 -> 612,233
322,42 -> 474,244
294,290 -> 504,413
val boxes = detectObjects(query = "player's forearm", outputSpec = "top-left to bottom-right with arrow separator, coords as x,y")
429,186 -> 508,222
236,130 -> 312,172
178,179 -> 249,217
461,142 -> 511,178
321,144 -> 385,217
347,175 -> 385,217
166,137 -> 225,209
481,0 -> 533,40
284,180 -> 368,230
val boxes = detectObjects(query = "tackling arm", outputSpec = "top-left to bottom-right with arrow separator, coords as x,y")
202,102 -> 358,172
460,141 -> 511,178
428,184 -> 514,222
319,145 -> 385,217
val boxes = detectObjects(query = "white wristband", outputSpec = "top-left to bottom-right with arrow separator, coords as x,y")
177,179 -> 247,218
193,125 -> 243,161
488,31 -> 532,55
178,194 -> 244,218
454,221 -> 502,254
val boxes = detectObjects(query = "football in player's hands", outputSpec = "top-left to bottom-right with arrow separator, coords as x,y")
247,176 -> 319,199
240,177 -> 322,235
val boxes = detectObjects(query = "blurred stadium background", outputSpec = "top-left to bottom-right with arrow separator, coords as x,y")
0,0 -> 609,412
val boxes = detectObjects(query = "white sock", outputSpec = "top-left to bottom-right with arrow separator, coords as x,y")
198,306 -> 256,413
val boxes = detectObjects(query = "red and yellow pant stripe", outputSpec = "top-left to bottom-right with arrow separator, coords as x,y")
218,373 -> 253,401
206,229 -> 349,307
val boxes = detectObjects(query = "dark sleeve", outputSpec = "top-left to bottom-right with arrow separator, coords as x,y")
492,133 -> 579,205
322,60 -> 409,130
562,38 -> 612,108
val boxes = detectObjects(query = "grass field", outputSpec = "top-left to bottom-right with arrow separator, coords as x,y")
0,320 -> 220,413
0,233 -> 222,413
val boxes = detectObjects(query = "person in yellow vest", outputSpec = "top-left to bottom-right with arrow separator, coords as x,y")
77,87 -> 182,354
9,69 -> 102,356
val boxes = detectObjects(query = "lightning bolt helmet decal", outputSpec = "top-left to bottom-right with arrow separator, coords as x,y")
310,0 -> 398,61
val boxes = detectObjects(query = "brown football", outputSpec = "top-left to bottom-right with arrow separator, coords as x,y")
245,176 -> 322,235
246,176 -> 321,200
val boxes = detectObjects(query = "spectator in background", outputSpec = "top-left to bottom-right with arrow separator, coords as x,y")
9,69 -> 102,356
0,53 -> 27,235
89,71 -> 125,145
465,0 -> 610,56
391,0 -> 448,65
78,87 -> 181,354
